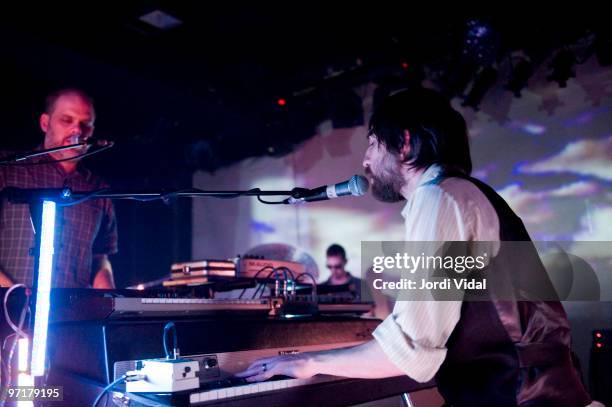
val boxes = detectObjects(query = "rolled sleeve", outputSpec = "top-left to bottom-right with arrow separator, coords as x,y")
92,198 -> 118,255
373,300 -> 462,382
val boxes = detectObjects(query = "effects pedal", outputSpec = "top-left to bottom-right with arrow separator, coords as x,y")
126,358 -> 200,393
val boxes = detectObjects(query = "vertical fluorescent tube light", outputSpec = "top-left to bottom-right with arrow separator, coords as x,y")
30,200 -> 56,377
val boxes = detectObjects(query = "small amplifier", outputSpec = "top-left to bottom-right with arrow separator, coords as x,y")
165,260 -> 237,287
238,258 -> 305,278
171,260 -> 236,277
590,329 -> 611,406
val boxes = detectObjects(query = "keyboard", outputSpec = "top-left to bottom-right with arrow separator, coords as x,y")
189,376 -> 336,404
51,296 -> 270,321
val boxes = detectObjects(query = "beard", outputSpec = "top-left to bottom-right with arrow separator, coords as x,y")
368,165 -> 405,203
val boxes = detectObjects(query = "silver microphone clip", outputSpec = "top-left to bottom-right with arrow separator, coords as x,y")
76,137 -> 113,147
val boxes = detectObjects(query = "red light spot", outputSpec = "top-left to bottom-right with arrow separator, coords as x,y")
596,343 -> 603,348
401,62 -> 409,70
277,98 -> 287,107
595,332 -> 603,338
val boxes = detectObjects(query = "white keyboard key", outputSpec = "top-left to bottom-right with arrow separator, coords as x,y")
261,382 -> 275,392
189,378 -> 337,405
205,390 -> 217,401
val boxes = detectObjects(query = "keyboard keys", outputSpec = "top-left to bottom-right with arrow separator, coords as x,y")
189,376 -> 335,404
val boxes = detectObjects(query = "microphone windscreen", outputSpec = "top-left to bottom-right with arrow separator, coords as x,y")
348,175 -> 369,196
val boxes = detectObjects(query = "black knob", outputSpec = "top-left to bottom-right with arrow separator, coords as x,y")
204,358 -> 218,369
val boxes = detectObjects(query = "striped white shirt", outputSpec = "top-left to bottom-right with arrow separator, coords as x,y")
372,165 -> 500,382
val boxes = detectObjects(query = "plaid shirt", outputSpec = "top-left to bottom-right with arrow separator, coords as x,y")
0,150 -> 118,287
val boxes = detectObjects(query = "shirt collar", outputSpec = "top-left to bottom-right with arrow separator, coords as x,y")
401,164 -> 443,219
417,164 -> 443,187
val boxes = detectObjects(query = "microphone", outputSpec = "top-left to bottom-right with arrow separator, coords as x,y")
79,138 -> 114,147
284,175 -> 369,204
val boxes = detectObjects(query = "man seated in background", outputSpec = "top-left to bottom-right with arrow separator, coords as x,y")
321,244 -> 362,300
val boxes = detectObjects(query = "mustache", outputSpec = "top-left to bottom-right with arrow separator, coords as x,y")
364,169 -> 380,183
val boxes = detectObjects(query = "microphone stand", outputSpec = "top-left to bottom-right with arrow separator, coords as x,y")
1,186 -> 316,204
0,143 -> 87,164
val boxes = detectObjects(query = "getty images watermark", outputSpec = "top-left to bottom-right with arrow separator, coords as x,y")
361,241 -> 611,302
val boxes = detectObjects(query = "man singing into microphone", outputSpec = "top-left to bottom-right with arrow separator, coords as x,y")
0,88 -> 117,288
237,88 -> 591,405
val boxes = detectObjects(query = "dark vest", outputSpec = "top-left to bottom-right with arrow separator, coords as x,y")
434,173 -> 591,407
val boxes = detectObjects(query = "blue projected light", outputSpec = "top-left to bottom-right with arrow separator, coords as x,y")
30,200 -> 56,377
523,124 -> 546,135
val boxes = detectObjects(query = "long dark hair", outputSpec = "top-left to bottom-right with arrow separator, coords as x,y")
368,88 -> 472,175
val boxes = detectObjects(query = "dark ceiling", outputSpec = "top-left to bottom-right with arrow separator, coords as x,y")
1,3 -> 608,184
